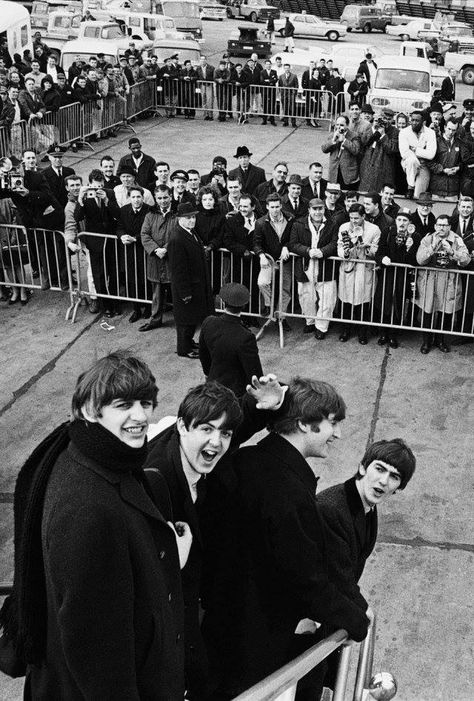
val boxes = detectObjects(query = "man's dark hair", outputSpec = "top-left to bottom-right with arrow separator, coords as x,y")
71,350 -> 158,420
129,186 -> 144,196
88,169 -> 105,184
344,190 -> 359,201
270,377 -> 346,435
436,214 -> 450,223
65,174 -> 82,185
410,110 -> 424,119
364,192 -> 381,207
380,183 -> 395,192
266,193 -> 281,204
155,161 -> 170,170
349,203 -> 365,216
309,161 -> 322,170
178,381 -> 242,431
187,168 -> 200,177
154,184 -> 172,195
357,438 -> 416,490
100,155 -> 115,165
349,101 -> 360,109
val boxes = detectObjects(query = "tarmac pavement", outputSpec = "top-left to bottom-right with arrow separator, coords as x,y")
0,114 -> 473,701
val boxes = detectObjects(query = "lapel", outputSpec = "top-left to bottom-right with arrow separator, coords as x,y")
344,477 -> 378,556
168,431 -> 204,547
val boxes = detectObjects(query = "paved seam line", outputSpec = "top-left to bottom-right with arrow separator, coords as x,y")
366,346 -> 390,451
377,535 -> 474,554
0,317 -> 99,418
257,126 -> 301,164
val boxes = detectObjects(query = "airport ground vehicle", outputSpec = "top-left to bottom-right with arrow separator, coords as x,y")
368,55 -> 435,112
30,0 -> 82,31
228,25 -> 270,57
273,13 -> 347,42
106,0 -> 203,39
225,0 -> 279,24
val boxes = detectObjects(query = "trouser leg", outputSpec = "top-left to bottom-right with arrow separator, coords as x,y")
177,324 -> 196,355
314,280 -> 337,332
297,280 -> 316,325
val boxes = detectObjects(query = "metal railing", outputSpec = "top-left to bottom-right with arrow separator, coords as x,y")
0,583 -> 12,596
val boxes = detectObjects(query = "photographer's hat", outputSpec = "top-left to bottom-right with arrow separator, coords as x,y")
219,282 -> 250,308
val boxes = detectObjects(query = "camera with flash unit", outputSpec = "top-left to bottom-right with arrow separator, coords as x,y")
1,171 -> 24,190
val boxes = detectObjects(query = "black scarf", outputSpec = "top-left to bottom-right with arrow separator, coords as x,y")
0,419 -> 148,667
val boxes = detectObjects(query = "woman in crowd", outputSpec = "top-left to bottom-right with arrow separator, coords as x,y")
195,185 -> 225,294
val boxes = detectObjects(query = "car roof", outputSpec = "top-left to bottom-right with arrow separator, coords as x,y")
377,55 -> 430,69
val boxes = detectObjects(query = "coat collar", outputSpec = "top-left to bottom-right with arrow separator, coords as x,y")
257,432 -> 319,492
68,442 -> 167,524
344,476 -> 378,552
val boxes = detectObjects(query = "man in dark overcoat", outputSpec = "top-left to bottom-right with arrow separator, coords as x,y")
167,201 -> 214,358
228,145 -> 266,196
42,144 -> 76,208
139,184 -> 175,332
201,378 -> 370,700
199,283 -> 263,397
116,186 -> 152,323
223,193 -> 260,312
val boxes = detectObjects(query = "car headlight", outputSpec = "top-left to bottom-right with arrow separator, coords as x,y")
412,100 -> 430,109
371,97 -> 389,106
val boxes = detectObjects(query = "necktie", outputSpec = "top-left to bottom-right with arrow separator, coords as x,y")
461,219 -> 465,236
423,218 -> 427,228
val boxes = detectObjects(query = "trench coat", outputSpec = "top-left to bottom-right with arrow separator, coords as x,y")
140,208 -> 174,283
167,224 -> 214,326
27,442 -> 185,701
415,231 -> 470,314
359,125 -> 400,193
374,225 -> 420,323
337,221 -> 380,306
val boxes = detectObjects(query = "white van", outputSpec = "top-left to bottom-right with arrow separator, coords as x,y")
368,55 -> 433,113
0,1 -> 33,60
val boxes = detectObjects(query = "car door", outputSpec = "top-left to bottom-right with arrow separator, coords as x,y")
307,16 -> 323,38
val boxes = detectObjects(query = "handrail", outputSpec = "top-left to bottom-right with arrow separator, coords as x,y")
0,582 -> 13,596
353,614 -> 377,701
232,629 -> 348,701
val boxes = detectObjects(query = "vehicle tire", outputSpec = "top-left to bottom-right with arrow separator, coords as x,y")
363,23 -> 371,33
250,11 -> 257,22
327,31 -> 339,41
400,33 -> 409,41
462,65 -> 474,85
278,27 -> 285,36
226,7 -> 232,18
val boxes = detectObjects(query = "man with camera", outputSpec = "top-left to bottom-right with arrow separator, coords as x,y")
74,169 -> 120,317
321,115 -> 361,190
359,110 -> 399,193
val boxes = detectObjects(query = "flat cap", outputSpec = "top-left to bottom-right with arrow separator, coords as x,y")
219,282 -> 250,307
308,198 -> 324,208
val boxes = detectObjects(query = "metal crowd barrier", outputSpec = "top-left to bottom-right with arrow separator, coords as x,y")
276,252 -> 474,348
0,582 -> 12,596
0,225 -> 73,302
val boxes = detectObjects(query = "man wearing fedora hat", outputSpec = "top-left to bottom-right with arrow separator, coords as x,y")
228,145 -> 266,195
411,192 -> 436,237
168,201 -> 214,359
281,174 -> 309,219
199,282 -> 263,398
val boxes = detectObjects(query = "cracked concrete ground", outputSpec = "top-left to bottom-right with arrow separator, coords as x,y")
1,117 -> 473,700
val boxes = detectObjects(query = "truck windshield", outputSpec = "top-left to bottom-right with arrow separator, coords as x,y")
375,68 -> 430,92
163,1 -> 199,18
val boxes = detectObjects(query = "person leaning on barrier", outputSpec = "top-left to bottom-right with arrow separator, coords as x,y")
301,60 -> 319,128
158,56 -> 179,118
254,192 -> 294,326
415,213 -> 470,355
374,208 -> 421,349
337,203 -> 380,345
255,161 -> 289,210
202,378 -> 370,701
199,283 -> 263,398
321,115 -> 361,191
289,197 -> 338,340
117,185 -> 153,325
18,76 -> 46,123
223,193 -> 260,313
74,168 -> 120,317
167,201 -> 214,359
139,184 -> 174,332
0,350 -> 191,699
231,63 -> 249,125
317,439 -> 416,694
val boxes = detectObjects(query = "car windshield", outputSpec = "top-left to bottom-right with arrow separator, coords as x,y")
375,68 -> 430,92
448,26 -> 472,36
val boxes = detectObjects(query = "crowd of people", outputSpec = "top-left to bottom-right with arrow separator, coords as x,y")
1,132 -> 474,354
0,348 -> 417,701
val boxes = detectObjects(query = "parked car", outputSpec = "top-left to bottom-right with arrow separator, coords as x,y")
228,26 -> 270,57
199,0 -> 225,20
445,51 -> 474,85
386,19 -> 438,41
273,13 -> 346,42
340,4 -> 390,33
225,0 -> 280,24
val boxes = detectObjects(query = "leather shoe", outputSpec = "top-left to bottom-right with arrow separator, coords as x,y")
89,299 -> 100,314
358,335 -> 368,345
420,342 -> 431,354
388,336 -> 399,349
377,335 -> 388,346
139,320 -> 163,332
339,330 -> 350,342
142,307 -> 151,319
314,329 -> 326,340
303,325 -> 315,334
129,310 -> 141,323
178,350 -> 199,359
437,341 -> 450,353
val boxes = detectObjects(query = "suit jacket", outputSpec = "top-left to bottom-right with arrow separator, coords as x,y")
18,89 -> 46,120
196,63 -> 215,82
227,162 -> 266,195
289,217 -> 338,282
254,212 -> 293,260
74,191 -> 119,252
254,179 -> 288,209
281,193 -> 309,220
321,129 -> 361,185
411,210 -> 436,238
199,313 -> 263,397
42,165 -> 76,208
117,153 -> 157,190
301,176 -> 327,202
259,68 -> 278,88
29,441 -> 184,701
278,72 -> 298,89
241,65 -> 261,87
317,476 -> 377,612
170,189 -> 196,213
223,212 -> 255,256
450,213 -> 474,242
201,433 -> 369,696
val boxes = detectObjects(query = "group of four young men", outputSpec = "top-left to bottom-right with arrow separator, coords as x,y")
1,351 -> 415,700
